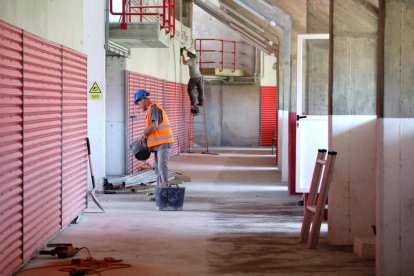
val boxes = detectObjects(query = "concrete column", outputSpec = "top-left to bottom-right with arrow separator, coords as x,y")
377,1 -> 414,275
84,0 -> 106,190
329,0 -> 377,244
105,57 -> 127,175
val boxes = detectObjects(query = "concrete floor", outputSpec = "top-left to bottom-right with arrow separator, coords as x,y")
17,147 -> 374,276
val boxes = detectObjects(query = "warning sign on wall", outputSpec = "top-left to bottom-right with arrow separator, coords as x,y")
88,81 -> 103,100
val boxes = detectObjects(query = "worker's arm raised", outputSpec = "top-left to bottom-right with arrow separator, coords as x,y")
181,55 -> 189,65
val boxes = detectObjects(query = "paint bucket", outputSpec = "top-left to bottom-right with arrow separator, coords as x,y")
130,140 -> 151,161
155,184 -> 185,211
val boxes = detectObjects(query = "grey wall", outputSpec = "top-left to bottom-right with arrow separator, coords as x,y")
106,56 -> 127,175
194,84 -> 222,146
192,3 -> 261,147
308,0 -> 330,33
222,85 -> 260,146
328,0 -> 378,245
306,40 -> 329,115
332,0 -> 377,115
194,84 -> 260,147
383,0 -> 414,118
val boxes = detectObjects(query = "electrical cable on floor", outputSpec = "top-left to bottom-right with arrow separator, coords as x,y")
16,247 -> 132,276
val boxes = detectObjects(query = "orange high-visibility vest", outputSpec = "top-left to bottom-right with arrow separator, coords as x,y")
145,103 -> 174,147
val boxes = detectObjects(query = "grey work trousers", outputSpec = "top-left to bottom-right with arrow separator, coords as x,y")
187,77 -> 204,106
154,147 -> 172,188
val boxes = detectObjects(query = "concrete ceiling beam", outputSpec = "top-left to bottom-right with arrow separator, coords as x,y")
193,0 -> 276,53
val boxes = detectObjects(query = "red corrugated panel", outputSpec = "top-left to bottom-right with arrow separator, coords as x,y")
181,83 -> 193,151
126,72 -> 193,174
0,20 -> 24,276
165,81 -> 180,154
126,72 -> 154,174
260,86 -> 278,146
61,47 -> 87,226
22,31 -> 62,261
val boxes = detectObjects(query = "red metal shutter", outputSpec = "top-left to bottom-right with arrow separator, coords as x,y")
126,71 -> 145,174
0,21 -> 88,274
260,86 -> 278,146
165,81 -> 180,154
61,47 -> 88,226
0,21 -> 24,276
181,83 -> 193,151
126,72 -> 160,174
126,72 -> 194,174
22,32 -> 63,261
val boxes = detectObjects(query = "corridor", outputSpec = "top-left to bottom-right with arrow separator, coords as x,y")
18,148 -> 374,275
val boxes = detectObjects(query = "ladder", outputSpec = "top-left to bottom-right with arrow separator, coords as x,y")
299,149 -> 337,248
193,105 -> 217,155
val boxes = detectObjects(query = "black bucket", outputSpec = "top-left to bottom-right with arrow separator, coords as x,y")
155,184 -> 185,211
130,140 -> 151,161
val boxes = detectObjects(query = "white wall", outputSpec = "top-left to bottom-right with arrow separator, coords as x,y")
329,115 -> 377,244
126,24 -> 192,84
377,119 -> 414,275
0,0 -> 83,52
261,54 -> 277,87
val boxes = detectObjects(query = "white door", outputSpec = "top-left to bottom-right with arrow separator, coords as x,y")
295,34 -> 329,193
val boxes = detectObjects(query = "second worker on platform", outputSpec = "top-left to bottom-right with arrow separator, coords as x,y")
181,47 -> 204,116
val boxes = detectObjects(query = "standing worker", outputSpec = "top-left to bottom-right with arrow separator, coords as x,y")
180,47 -> 204,115
134,89 -> 174,189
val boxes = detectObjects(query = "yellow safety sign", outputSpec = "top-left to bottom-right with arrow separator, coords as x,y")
89,82 -> 102,93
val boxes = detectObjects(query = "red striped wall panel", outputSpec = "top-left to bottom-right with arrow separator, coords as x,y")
0,21 -> 88,274
126,72 -> 155,174
126,72 -> 193,174
22,31 -> 63,261
61,47 -> 88,227
165,81 -> 181,154
0,21 -> 24,276
180,83 -> 193,152
260,86 -> 278,146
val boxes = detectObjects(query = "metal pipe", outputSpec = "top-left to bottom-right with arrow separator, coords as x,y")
121,0 -> 127,29
221,40 -> 224,70
233,41 -> 236,71
105,0 -> 109,50
233,0 -> 267,20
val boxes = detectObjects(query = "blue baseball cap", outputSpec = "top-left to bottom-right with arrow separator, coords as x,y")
134,89 -> 150,103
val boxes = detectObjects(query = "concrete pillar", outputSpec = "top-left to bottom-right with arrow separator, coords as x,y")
307,0 -> 329,116
329,0 -> 377,244
105,57 -> 127,175
84,0 -> 106,190
377,1 -> 414,275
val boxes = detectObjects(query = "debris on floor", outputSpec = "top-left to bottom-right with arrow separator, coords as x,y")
103,169 -> 190,194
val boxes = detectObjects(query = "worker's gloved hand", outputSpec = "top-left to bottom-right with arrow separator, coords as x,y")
139,134 -> 147,144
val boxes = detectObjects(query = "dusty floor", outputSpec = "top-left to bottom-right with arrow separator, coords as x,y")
17,147 -> 375,275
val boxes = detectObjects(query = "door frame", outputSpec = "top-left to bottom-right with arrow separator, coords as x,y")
295,33 -> 329,193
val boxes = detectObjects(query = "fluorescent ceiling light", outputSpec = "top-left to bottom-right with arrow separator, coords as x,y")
257,0 -> 274,9
233,0 -> 267,21
229,23 -> 271,54
220,2 -> 265,32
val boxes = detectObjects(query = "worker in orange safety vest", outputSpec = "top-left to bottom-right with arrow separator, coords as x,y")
134,89 -> 174,190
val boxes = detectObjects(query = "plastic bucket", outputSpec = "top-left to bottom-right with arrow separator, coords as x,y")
130,140 -> 150,161
155,184 -> 185,211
